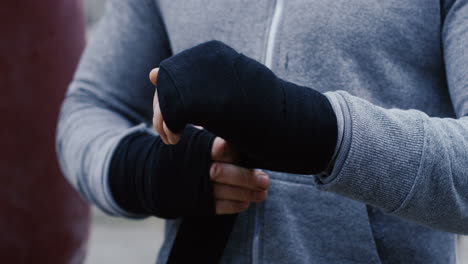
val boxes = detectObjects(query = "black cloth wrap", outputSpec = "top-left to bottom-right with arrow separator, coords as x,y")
109,125 -> 234,263
110,125 -> 216,218
157,40 -> 338,175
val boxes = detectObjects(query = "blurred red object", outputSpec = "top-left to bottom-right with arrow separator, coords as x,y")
0,0 -> 90,263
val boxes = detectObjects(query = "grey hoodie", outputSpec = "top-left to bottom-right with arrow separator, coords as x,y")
56,0 -> 468,263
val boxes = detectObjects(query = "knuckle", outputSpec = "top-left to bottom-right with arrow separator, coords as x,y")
245,170 -> 255,187
242,171 -> 251,186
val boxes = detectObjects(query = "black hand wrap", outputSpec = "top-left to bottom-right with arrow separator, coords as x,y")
157,41 -> 338,174
109,125 -> 235,263
109,125 -> 216,218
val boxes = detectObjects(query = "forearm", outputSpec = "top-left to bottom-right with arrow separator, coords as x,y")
57,91 -> 148,216
318,0 -> 468,234
153,40 -> 468,233
319,91 -> 468,234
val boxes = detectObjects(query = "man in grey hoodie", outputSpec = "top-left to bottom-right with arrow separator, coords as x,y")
57,0 -> 468,263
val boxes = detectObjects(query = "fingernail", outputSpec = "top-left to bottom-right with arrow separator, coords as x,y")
256,174 -> 269,188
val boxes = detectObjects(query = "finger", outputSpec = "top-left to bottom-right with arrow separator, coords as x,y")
211,137 -> 240,163
213,183 -> 267,202
153,98 -> 168,144
215,200 -> 250,215
163,121 -> 182,145
149,68 -> 159,85
210,162 -> 270,190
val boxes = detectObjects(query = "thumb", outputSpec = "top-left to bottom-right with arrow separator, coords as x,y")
211,137 -> 240,163
149,68 -> 159,85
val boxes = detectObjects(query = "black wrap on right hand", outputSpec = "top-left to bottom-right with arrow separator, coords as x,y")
157,41 -> 337,174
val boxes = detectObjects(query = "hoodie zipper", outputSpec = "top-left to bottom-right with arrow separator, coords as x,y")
251,203 -> 262,264
264,0 -> 284,69
251,1 -> 284,264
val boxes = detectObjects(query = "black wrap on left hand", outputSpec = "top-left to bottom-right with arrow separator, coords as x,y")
109,125 -> 216,218
156,41 -> 337,174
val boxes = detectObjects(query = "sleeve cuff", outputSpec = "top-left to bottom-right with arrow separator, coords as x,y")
318,92 -> 347,182
316,91 -> 425,213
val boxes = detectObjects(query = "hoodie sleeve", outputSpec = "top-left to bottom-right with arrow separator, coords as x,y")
318,0 -> 468,235
56,0 -> 171,217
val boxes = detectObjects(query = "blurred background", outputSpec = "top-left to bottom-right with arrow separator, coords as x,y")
0,0 -> 163,263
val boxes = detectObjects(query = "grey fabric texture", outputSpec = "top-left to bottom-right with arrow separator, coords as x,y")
318,0 -> 468,235
56,0 -> 467,263
56,0 -> 171,216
